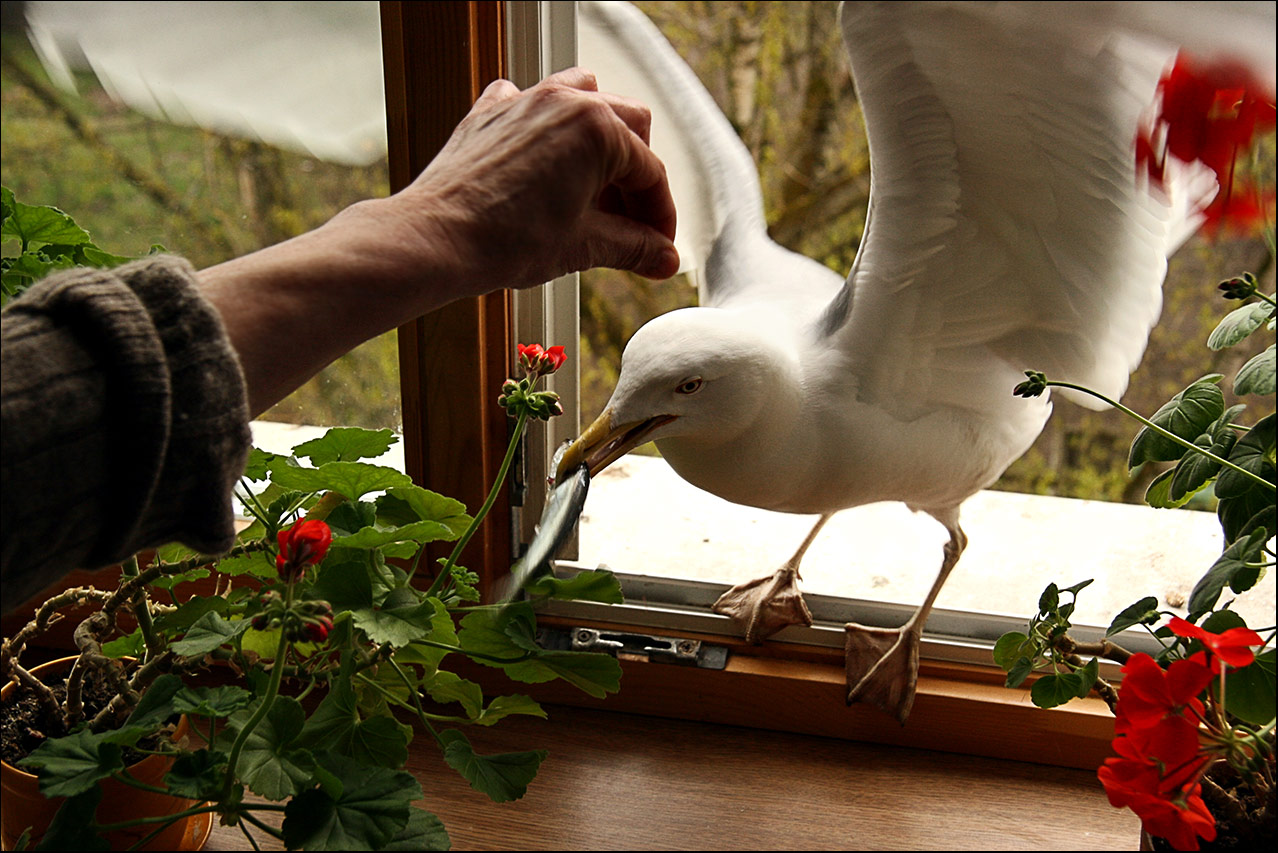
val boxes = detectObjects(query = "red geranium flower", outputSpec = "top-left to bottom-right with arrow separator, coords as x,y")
517,342 -> 568,376
1168,617 -> 1263,671
1113,653 -> 1212,734
542,345 -> 568,373
1134,783 -> 1218,851
1137,52 -> 1276,234
276,519 -> 332,581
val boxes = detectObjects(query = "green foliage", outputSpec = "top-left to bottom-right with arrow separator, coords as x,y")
0,184 -> 150,307
4,418 -> 620,849
437,729 -> 547,803
997,261 -> 1275,809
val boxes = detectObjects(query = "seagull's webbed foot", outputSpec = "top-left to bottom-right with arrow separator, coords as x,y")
845,520 -> 967,725
713,567 -> 812,643
844,622 -> 922,725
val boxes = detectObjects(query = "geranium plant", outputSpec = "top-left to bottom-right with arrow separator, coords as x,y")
0,314 -> 622,847
1000,53 -> 1275,852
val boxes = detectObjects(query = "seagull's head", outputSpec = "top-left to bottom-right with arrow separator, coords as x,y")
556,307 -> 796,481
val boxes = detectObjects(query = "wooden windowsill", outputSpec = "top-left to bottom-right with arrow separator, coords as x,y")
203,704 -> 1138,851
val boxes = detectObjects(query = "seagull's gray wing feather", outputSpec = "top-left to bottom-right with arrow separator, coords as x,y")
824,1 -> 1221,420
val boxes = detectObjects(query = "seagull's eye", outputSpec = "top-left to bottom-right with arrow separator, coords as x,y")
675,377 -> 703,395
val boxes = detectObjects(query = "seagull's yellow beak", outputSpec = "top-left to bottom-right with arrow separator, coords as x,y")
556,410 -> 677,481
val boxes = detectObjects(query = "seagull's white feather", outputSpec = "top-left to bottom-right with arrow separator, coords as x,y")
574,0 -> 1275,521
828,1 -> 1216,421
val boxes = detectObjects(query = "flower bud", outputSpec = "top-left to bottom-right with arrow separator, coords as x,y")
1013,371 -> 1048,398
1218,273 -> 1258,300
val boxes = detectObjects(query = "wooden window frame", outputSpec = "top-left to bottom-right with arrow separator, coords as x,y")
380,0 -> 1115,772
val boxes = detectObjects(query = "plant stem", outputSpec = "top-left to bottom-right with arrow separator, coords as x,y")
430,410 -> 530,597
1044,380 -> 1272,489
121,556 -> 162,661
222,624 -> 290,798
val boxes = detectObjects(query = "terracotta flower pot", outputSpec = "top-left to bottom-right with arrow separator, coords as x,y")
0,657 -> 213,850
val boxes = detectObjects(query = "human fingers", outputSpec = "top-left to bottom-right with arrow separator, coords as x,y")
472,78 -> 521,111
542,66 -> 600,92
579,211 -> 680,280
603,130 -> 677,243
596,91 -> 652,146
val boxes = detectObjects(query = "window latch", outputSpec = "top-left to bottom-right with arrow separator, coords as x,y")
539,627 -> 728,670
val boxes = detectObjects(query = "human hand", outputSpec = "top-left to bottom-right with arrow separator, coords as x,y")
377,67 -> 680,294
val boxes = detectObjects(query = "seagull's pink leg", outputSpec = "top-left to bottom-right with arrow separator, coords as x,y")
712,514 -> 831,643
845,518 -> 967,724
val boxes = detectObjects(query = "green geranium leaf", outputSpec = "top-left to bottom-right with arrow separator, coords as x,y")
502,652 -> 623,699
1215,413 -> 1276,500
438,729 -> 545,803
380,808 -> 451,851
334,519 -> 458,551
281,753 -> 421,851
475,694 -> 547,727
1107,597 -> 1161,636
149,566 -> 211,590
1188,528 -> 1270,621
101,628 -> 146,659
423,670 -> 485,719
78,244 -> 133,267
1004,655 -> 1036,689
1,198 -> 92,247
1129,375 -> 1225,468
457,605 -> 537,662
164,749 -> 228,799
171,685 -> 254,719
1144,467 -> 1197,509
527,568 -> 625,604
36,787 -> 108,851
1029,670 -> 1091,709
1207,300 -> 1275,350
353,594 -> 441,648
19,727 -> 144,797
153,541 -> 204,564
310,557 -> 375,612
1037,583 -> 1060,614
457,605 -> 622,697
1226,649 -> 1276,726
268,459 -> 412,501
992,631 -> 1033,671
214,549 -> 276,578
324,500 -> 378,537
1200,609 -> 1247,634
292,427 -> 399,466
123,674 -> 186,729
1234,344 -> 1276,395
298,677 -> 412,770
243,447 -> 282,481
377,487 -> 471,539
152,595 -> 229,634
170,611 -> 251,657
223,697 -> 314,800
1170,434 -> 1233,502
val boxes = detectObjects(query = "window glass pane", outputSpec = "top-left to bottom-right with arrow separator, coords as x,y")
2,1 -> 397,436
572,1 -> 1275,632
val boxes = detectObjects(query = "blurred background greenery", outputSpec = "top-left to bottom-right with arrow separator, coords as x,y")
3,1 -> 1272,505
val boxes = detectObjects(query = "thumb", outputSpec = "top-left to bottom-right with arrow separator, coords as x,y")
580,214 -> 680,280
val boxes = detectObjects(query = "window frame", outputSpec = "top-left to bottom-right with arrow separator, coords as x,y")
383,0 -> 1116,771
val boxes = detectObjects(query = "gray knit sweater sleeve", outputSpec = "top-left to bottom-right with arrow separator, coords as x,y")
1,256 -> 252,607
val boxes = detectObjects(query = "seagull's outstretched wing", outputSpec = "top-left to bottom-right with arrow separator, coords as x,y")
822,1 -> 1225,419
579,0 -> 841,308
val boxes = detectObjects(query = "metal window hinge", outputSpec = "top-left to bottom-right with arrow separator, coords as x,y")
538,627 -> 728,670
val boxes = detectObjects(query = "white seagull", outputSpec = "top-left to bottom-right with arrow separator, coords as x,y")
560,0 -> 1272,722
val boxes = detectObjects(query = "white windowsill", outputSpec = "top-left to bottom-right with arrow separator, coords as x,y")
574,454 -> 1274,631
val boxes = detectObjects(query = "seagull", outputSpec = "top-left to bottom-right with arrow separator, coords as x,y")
561,0 -> 1274,723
